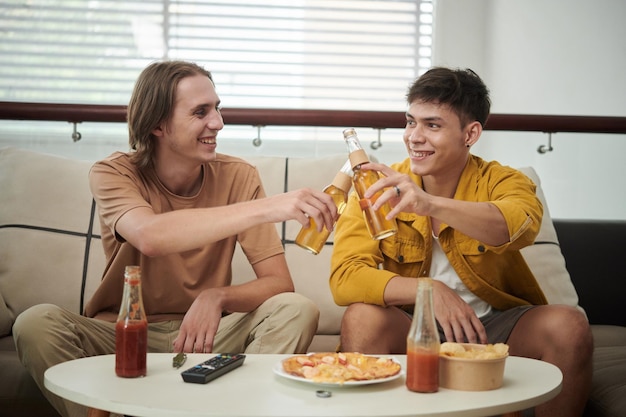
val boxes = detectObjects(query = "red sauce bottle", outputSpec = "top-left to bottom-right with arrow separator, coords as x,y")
406,277 -> 440,393
115,265 -> 148,378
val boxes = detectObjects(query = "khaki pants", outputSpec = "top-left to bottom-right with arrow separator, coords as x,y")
13,292 -> 319,417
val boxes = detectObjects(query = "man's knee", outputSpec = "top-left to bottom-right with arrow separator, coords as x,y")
547,306 -> 593,357
268,292 -> 319,326
13,304 -> 64,347
554,306 -> 591,334
566,308 -> 594,356
341,303 -> 375,329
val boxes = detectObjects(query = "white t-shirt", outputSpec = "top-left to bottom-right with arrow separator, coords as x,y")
430,235 -> 492,318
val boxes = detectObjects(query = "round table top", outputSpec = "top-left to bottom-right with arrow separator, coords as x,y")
44,353 -> 562,417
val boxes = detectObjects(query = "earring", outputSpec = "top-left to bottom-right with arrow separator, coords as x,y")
466,143 -> 470,148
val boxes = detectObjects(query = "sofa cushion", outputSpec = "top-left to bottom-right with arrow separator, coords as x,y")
0,291 -> 11,337
230,154 -> 349,352
0,147 -> 104,338
517,167 -> 582,311
585,325 -> 626,417
0,147 -> 586,351
0,350 -> 61,417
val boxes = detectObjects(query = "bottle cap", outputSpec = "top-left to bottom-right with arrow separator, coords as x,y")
124,265 -> 141,284
343,128 -> 357,138
125,265 -> 141,274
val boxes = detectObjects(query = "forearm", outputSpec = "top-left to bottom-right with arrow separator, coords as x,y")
118,199 -> 273,257
330,263 -> 395,307
383,276 -> 418,306
209,277 -> 292,314
212,254 -> 294,314
429,198 -> 509,246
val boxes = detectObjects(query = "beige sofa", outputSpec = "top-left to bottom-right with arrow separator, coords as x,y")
1,147 -> 625,417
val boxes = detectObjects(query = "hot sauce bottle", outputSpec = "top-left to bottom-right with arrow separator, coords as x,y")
115,265 -> 148,378
406,277 -> 440,393
295,159 -> 352,254
342,128 -> 397,240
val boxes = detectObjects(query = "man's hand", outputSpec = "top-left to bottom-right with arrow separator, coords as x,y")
173,287 -> 225,354
263,188 -> 338,233
432,280 -> 488,344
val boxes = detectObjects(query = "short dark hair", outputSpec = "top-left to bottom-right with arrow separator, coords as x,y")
127,60 -> 214,169
406,67 -> 491,128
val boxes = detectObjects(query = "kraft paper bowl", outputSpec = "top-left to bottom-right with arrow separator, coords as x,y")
439,343 -> 508,391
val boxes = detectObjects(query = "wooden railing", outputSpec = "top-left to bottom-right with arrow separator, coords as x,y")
1,101 -> 626,134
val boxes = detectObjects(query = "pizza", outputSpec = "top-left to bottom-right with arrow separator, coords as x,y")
281,352 -> 401,384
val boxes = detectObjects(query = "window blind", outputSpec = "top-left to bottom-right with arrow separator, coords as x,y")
0,0 -> 433,111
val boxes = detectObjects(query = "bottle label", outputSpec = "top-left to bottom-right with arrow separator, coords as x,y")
349,149 -> 369,169
358,194 -> 379,211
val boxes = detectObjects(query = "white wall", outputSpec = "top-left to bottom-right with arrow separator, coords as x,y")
433,0 -> 626,220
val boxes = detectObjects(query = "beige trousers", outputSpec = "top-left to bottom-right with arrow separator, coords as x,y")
13,292 -> 319,417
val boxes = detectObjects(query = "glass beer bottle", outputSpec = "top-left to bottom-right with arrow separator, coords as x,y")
295,159 -> 352,254
115,265 -> 148,378
406,277 -> 440,393
342,128 -> 397,240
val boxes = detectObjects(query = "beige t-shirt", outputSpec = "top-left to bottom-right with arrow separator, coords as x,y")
85,152 -> 284,322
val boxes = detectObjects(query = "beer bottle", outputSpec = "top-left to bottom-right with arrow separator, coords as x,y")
342,128 -> 397,240
295,160 -> 352,254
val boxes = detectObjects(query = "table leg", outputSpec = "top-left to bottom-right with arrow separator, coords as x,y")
87,408 -> 110,417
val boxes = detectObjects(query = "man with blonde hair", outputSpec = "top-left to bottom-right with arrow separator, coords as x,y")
14,60 -> 337,417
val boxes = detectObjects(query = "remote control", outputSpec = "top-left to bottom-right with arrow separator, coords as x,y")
180,353 -> 246,384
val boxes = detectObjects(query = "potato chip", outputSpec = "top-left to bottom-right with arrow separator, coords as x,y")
439,342 -> 509,359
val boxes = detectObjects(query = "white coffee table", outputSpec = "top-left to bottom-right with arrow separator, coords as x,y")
44,353 -> 562,417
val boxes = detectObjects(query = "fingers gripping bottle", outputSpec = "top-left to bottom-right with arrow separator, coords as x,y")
406,277 -> 440,393
115,265 -> 148,378
342,128 -> 397,240
295,160 -> 352,254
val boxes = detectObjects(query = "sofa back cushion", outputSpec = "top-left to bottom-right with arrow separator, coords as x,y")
518,167 -> 582,311
230,155 -> 349,337
0,147 -> 104,337
0,147 -> 582,343
0,148 -> 349,340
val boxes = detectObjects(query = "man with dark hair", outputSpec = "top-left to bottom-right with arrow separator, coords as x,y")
330,67 -> 592,417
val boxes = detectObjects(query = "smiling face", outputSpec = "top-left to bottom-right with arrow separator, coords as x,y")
152,74 -> 224,168
403,100 -> 479,181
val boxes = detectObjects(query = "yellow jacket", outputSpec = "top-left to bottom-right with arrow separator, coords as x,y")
330,155 -> 548,312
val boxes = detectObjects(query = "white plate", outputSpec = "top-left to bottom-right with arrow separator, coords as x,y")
273,356 -> 404,387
